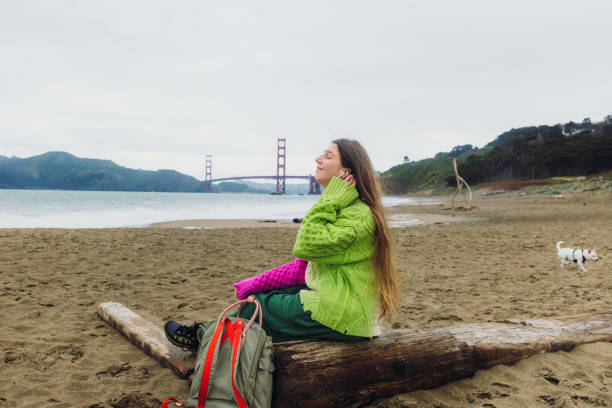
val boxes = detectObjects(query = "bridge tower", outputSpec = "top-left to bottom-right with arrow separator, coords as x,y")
276,138 -> 286,194
204,154 -> 212,192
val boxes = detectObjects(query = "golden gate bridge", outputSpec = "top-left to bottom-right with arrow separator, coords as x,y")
203,138 -> 322,194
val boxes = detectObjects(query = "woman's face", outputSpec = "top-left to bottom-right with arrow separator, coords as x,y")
314,143 -> 344,187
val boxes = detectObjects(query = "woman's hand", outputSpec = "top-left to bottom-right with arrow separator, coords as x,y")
339,173 -> 356,187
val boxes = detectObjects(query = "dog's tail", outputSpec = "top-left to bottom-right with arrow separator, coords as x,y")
556,241 -> 564,250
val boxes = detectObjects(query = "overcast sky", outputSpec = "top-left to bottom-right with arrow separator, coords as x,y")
1,1 -> 610,181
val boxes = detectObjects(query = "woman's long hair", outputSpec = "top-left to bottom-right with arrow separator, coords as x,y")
333,138 -> 399,321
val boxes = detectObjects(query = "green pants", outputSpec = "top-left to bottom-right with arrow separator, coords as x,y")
230,285 -> 368,343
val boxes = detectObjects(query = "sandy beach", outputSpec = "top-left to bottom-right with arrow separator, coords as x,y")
1,190 -> 611,407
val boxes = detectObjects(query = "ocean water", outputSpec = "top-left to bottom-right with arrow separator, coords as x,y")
0,189 -> 419,228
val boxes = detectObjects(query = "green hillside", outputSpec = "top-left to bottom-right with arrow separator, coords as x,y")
380,144 -> 481,194
0,152 -> 204,192
381,119 -> 612,194
381,157 -> 455,194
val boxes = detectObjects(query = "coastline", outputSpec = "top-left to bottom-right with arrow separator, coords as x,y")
146,195 -> 453,229
0,190 -> 432,229
149,218 -> 302,229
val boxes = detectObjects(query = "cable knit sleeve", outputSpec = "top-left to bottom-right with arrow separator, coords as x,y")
232,258 -> 308,299
292,176 -> 360,262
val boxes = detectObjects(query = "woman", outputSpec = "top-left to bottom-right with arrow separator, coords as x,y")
164,139 -> 398,348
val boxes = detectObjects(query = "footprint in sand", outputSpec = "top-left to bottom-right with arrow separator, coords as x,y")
5,345 -> 83,370
88,392 -> 161,408
466,388 -> 511,404
95,362 -> 131,378
4,349 -> 27,365
538,395 -> 558,406
571,395 -> 607,406
538,368 -> 560,385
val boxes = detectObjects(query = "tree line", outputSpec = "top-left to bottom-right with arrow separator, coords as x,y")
451,123 -> 612,186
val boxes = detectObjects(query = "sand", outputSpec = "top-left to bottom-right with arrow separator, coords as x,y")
1,190 -> 611,407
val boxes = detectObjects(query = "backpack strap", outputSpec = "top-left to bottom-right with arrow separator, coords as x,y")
161,398 -> 185,407
197,318 -> 228,408
230,319 -> 248,408
217,295 -> 262,327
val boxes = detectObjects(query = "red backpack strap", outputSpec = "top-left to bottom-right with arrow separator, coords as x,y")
161,398 -> 185,407
197,318 -> 229,408
230,320 -> 248,408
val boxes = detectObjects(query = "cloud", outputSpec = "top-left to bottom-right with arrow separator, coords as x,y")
1,0 -> 611,179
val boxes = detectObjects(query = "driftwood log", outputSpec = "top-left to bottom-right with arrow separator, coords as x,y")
96,302 -> 194,378
97,303 -> 612,408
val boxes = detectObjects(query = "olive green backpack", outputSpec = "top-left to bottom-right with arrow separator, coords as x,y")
162,297 -> 275,408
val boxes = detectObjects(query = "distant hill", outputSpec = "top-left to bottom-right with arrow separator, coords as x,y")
0,151 -> 314,194
381,117 -> 612,194
0,152 -> 205,192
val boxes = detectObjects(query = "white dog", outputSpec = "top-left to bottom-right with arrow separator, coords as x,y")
556,241 -> 599,272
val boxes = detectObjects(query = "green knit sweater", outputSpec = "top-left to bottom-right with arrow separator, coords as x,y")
293,176 -> 378,338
